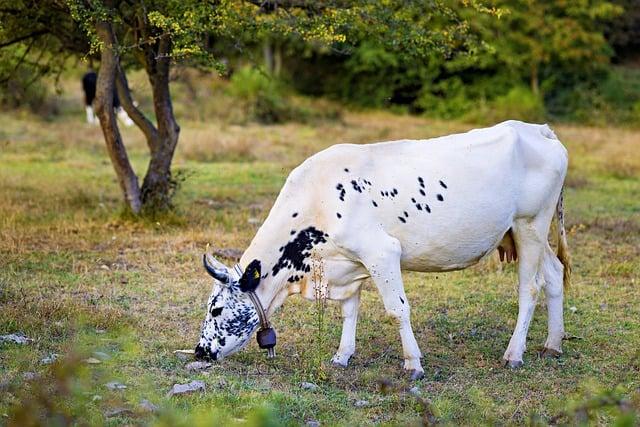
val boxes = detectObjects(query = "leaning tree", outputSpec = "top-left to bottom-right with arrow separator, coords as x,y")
1,0 -> 495,214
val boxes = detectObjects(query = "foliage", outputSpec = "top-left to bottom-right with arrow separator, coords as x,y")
285,0 -> 633,125
227,66 -> 292,124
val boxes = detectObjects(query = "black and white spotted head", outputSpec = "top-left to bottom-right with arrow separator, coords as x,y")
195,255 -> 262,361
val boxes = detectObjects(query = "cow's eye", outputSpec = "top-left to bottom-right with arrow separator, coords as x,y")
210,307 -> 223,317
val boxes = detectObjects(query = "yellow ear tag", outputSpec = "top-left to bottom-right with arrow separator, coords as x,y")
253,270 -> 260,280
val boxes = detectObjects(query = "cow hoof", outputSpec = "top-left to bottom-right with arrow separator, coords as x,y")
540,347 -> 562,359
407,369 -> 425,381
330,354 -> 350,368
504,359 -> 524,369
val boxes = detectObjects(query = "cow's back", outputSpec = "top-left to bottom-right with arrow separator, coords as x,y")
244,121 -> 567,277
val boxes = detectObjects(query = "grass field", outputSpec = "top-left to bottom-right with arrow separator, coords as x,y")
1,92 -> 639,425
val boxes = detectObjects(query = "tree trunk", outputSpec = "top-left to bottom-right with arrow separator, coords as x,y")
530,62 -> 540,96
94,21 -> 142,214
273,42 -> 282,77
263,39 -> 274,74
140,35 -> 180,211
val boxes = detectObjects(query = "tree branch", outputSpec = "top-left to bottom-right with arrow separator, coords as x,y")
115,62 -> 159,149
0,29 -> 48,48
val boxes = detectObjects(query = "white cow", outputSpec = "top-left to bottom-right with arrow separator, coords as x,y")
196,120 -> 571,379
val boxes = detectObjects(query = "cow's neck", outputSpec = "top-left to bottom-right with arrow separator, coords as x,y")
238,212 -> 328,322
238,245 -> 289,320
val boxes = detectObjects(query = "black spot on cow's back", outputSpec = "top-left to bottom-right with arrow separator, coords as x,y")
399,296 -> 405,304
292,212 -> 298,218
398,216 -> 406,223
419,189 -> 426,196
337,212 -> 342,218
344,168 -> 350,173
437,194 -> 444,201
336,183 -> 346,201
372,200 -> 378,207
439,180 -> 448,189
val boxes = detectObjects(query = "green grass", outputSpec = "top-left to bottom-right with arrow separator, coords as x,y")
1,102 -> 639,426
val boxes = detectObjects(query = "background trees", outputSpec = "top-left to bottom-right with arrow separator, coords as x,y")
1,0 -> 487,214
1,0 -> 638,214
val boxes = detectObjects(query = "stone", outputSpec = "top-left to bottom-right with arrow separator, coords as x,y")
93,351 -> 110,360
305,420 -> 320,427
185,361 -> 212,371
83,357 -> 102,364
0,333 -> 33,345
105,381 -> 127,390
408,386 -> 421,396
300,382 -> 318,391
354,400 -> 369,408
139,399 -> 159,413
22,372 -> 39,381
167,380 -> 206,397
40,354 -> 60,365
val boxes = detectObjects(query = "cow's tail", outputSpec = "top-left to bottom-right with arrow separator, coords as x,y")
555,187 -> 571,289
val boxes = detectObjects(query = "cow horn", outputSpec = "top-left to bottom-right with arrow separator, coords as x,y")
203,253 -> 230,284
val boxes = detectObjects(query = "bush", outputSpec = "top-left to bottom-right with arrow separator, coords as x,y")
227,66 -> 294,124
464,86 -> 546,124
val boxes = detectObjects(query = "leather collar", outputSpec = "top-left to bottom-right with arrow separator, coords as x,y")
234,264 -> 276,358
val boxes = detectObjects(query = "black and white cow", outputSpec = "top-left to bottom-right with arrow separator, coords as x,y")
82,71 -> 133,126
196,120 -> 571,379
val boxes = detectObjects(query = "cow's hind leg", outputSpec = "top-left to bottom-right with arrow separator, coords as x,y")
358,236 -> 424,379
503,218 -> 546,368
541,244 -> 565,357
331,288 -> 361,367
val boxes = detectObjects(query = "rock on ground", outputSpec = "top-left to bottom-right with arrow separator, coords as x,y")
139,399 -> 159,412
300,382 -> 318,391
23,372 -> 39,381
354,400 -> 369,408
173,349 -> 195,361
0,333 -> 33,345
167,380 -> 206,397
185,361 -> 212,371
105,381 -> 127,390
41,353 -> 60,365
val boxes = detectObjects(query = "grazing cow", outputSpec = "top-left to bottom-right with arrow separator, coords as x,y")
82,71 -> 133,126
195,120 -> 571,379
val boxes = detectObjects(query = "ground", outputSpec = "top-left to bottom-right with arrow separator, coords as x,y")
1,93 -> 639,425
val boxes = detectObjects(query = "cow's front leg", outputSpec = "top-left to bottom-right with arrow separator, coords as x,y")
331,289 -> 361,367
361,237 -> 424,379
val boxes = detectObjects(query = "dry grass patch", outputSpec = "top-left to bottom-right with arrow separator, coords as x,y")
179,127 -> 257,163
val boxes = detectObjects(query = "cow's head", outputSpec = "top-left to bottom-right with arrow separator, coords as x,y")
195,254 -> 262,361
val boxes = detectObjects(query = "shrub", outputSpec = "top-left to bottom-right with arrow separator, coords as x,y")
227,66 -> 294,124
464,86 -> 546,124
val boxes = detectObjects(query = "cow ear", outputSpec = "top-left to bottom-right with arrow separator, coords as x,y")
239,259 -> 262,293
